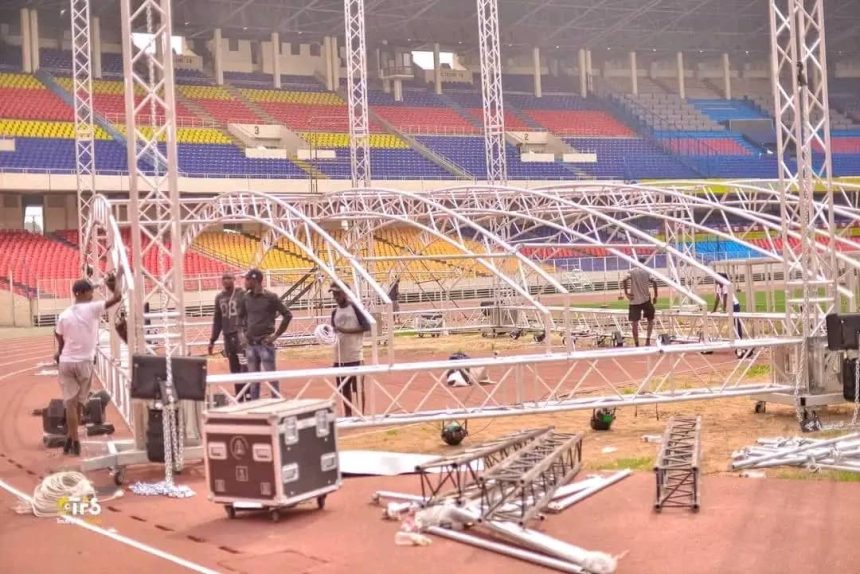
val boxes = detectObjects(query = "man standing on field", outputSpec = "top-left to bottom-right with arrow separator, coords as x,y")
330,284 -> 370,416
54,274 -> 121,456
622,259 -> 658,347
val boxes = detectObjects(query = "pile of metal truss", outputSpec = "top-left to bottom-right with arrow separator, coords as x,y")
654,416 -> 701,512
373,428 -> 626,573
478,431 -> 582,525
731,432 -> 860,474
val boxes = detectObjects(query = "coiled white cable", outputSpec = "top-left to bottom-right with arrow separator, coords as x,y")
314,323 -> 337,346
16,472 -> 96,517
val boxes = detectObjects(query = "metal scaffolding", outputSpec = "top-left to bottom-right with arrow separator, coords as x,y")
416,427 -> 551,506
344,0 -> 371,186
478,431 -> 582,525
70,0 -> 97,275
654,416 -> 701,512
476,0 -> 507,184
769,0 -> 839,425
120,0 -> 186,355
769,0 -> 837,337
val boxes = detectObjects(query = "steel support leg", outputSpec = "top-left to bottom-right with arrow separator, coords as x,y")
476,0 -> 507,184
344,0 -> 371,186
70,0 -> 98,276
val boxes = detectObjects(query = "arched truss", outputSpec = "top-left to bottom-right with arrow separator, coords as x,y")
530,182 -> 860,286
422,185 -> 735,306
81,194 -> 136,427
179,190 -> 393,363
295,188 -> 571,347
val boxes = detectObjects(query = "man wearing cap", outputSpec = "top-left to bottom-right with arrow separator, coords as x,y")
54,274 -> 122,456
208,272 -> 246,398
238,268 -> 292,400
330,284 -> 371,416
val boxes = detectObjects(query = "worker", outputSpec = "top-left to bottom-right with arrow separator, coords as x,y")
330,284 -> 370,416
622,258 -> 658,347
208,271 -> 247,399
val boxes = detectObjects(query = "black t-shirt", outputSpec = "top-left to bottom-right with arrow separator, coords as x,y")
239,289 -> 291,342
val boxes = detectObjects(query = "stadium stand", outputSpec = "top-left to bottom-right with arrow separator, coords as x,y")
0,230 -> 80,297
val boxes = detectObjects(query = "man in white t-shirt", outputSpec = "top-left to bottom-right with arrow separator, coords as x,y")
712,272 -> 744,339
54,275 -> 122,456
330,284 -> 370,417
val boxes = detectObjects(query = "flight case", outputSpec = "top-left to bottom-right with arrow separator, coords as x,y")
203,398 -> 340,522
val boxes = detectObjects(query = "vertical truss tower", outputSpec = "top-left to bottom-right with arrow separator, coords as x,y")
344,0 -> 372,187
769,0 -> 838,401
70,0 -> 98,275
476,0 -> 507,185
119,0 -> 186,355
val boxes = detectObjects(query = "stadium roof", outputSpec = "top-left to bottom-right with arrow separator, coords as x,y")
7,0 -> 860,54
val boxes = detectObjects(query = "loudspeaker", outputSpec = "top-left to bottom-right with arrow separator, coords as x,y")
843,358 -> 860,401
42,399 -> 66,435
146,408 -> 166,463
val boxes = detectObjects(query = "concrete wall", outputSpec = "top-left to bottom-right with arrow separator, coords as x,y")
0,288 -> 32,327
0,193 -> 22,229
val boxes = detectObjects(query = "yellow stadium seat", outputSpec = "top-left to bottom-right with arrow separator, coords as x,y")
0,119 -> 111,140
178,85 -> 233,101
0,73 -> 44,89
240,89 -> 343,106
299,132 -> 407,149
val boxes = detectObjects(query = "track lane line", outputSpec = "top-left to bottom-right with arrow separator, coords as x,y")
0,479 -> 220,574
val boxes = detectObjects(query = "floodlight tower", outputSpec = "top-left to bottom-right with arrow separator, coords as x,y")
768,0 -> 839,425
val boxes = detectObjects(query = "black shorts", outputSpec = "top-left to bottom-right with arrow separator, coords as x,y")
629,301 -> 655,322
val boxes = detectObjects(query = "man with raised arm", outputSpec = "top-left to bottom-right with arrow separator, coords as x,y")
330,284 -> 370,416
54,274 -> 121,456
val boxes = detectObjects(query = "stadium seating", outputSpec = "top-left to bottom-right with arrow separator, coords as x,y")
0,73 -> 74,121
563,137 -> 700,179
417,135 -> 577,180
367,89 -> 479,134
0,138 -> 129,172
658,132 -> 755,156
0,230 -> 80,297
177,84 -> 263,124
690,99 -> 768,123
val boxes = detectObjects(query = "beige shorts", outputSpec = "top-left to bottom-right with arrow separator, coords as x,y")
58,361 -> 94,404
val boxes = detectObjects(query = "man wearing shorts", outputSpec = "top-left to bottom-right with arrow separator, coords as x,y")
54,275 -> 121,456
623,261 -> 658,347
330,284 -> 370,416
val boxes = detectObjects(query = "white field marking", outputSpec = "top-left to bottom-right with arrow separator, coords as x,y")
0,364 -> 43,382
0,479 -> 221,574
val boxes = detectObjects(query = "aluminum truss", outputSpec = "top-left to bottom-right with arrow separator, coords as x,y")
84,195 -> 135,427
119,0 -> 185,355
478,431 -> 582,525
416,427 -> 551,506
70,0 -> 98,275
179,190 -> 393,363
770,0 -> 838,341
306,189 -> 566,345
207,338 -> 797,427
476,0 -> 507,184
653,416 -> 701,512
344,0 -> 371,186
768,0 -> 842,425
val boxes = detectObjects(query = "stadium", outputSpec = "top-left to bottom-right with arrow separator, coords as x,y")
2,0 -> 860,572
